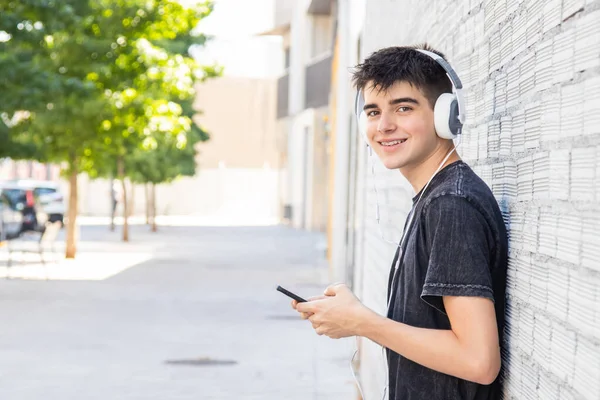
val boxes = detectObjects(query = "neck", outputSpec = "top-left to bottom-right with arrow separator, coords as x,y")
400,143 -> 461,194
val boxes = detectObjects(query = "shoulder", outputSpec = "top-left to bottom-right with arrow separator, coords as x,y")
423,162 -> 500,219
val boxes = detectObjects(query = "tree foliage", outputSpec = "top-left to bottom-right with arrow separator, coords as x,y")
0,0 -> 220,254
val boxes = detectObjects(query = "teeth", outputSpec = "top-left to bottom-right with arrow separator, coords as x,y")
381,139 -> 405,146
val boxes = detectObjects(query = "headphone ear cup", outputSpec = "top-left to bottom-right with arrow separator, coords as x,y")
358,111 -> 369,145
434,93 -> 458,139
355,90 -> 370,146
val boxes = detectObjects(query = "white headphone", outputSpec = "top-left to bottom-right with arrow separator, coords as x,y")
354,48 -> 466,142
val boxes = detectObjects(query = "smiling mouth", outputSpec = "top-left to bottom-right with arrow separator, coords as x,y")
379,139 -> 407,146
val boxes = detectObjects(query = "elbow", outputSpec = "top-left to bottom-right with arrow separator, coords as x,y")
470,353 -> 501,385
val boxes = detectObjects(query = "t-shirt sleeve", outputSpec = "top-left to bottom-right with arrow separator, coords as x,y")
420,195 -> 495,315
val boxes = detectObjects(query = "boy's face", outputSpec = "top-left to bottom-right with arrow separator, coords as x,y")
362,80 -> 440,171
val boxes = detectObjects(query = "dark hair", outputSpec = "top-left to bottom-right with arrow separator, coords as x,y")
351,43 -> 452,109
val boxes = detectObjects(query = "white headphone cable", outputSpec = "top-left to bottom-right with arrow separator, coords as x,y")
371,136 -> 462,250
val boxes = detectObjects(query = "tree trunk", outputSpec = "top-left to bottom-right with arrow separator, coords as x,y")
151,183 -> 157,232
118,157 -> 129,242
129,181 -> 135,220
65,167 -> 78,259
145,183 -> 150,225
110,177 -> 116,232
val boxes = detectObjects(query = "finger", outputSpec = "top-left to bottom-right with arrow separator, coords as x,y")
296,301 -> 318,314
315,326 -> 325,336
307,295 -> 328,301
291,300 -> 298,310
300,312 -> 312,320
327,282 -> 350,296
324,283 -> 344,296
325,282 -> 343,294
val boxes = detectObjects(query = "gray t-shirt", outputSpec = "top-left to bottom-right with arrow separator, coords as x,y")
386,160 -> 508,400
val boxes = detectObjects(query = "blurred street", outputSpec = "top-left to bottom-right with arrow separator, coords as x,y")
0,221 -> 356,400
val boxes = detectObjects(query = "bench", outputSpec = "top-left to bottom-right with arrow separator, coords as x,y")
6,221 -> 62,271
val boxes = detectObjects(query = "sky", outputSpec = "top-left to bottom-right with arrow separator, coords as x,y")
190,0 -> 284,79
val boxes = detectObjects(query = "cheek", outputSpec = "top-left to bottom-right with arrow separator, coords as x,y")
401,115 -> 436,144
401,116 -> 430,136
365,122 -> 377,140
365,127 -> 379,147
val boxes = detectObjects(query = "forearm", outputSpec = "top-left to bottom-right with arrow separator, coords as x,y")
357,311 -> 497,385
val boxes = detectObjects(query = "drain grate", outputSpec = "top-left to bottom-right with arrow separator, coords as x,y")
165,357 -> 237,366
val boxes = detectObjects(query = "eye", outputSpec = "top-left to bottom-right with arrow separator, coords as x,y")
366,110 -> 379,117
397,106 -> 412,113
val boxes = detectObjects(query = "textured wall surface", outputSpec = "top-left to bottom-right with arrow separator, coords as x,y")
354,1 -> 600,399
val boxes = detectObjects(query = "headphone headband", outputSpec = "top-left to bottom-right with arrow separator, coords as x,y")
414,49 -> 463,89
414,49 -> 465,124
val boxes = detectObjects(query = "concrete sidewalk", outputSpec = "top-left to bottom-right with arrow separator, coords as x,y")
0,223 -> 357,400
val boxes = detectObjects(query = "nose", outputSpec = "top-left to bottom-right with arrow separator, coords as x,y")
377,112 -> 396,134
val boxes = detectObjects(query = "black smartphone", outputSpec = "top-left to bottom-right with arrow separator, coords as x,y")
276,285 -> 307,303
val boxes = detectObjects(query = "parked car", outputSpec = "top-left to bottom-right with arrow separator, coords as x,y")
0,179 -> 64,224
0,182 -> 49,233
30,181 -> 65,225
0,190 -> 24,240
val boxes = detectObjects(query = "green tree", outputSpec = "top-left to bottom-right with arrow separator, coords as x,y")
87,4 -> 219,241
0,0 -> 84,160
5,0 -> 216,257
128,120 -> 206,232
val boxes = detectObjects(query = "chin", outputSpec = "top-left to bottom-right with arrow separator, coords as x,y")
381,157 -> 407,170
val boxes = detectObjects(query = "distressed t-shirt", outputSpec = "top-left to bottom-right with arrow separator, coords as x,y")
386,160 -> 508,400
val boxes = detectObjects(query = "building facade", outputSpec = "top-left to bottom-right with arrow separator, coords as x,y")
265,0 -> 334,232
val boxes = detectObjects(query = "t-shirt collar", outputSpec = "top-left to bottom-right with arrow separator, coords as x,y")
411,160 -> 464,203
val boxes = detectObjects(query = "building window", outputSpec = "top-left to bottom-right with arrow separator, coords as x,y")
311,15 -> 332,59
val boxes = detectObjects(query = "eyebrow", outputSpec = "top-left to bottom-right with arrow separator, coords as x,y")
363,97 -> 420,111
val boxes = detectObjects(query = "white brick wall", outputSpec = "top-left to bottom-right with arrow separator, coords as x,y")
351,1 -> 600,399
